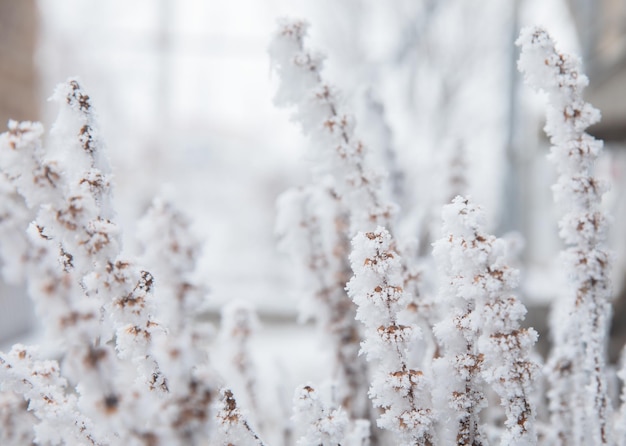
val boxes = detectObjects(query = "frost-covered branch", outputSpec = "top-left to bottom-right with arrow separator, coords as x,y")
0,116 -> 123,441
292,384 -> 350,446
268,20 -> 378,419
518,27 -> 612,446
0,121 -> 71,336
41,80 -> 169,441
276,185 -> 370,418
0,392 -> 35,445
136,197 -> 218,443
433,196 -> 538,445
0,344 -> 103,445
219,301 -> 261,427
216,389 -> 266,446
270,19 -> 396,235
0,79 -> 170,443
271,21 -> 435,437
432,198 -> 487,445
347,227 -> 435,445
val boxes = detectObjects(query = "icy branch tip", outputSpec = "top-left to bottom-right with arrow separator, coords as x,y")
274,17 -> 309,41
515,26 -> 550,49
441,195 -> 486,235
3,120 -> 44,151
516,26 -> 589,93
51,77 -> 93,114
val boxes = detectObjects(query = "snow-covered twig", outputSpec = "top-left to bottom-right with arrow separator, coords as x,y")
216,388 -> 267,446
270,19 -> 396,236
219,301 -> 262,427
136,197 -> 218,443
270,18 -> 385,424
291,384 -> 352,446
518,27 -> 613,446
0,79 -> 169,443
271,22 -> 435,437
276,185 -> 370,417
433,196 -> 538,445
347,227 -> 435,445
0,344 -> 104,445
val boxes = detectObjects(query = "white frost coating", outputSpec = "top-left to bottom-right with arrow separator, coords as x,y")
347,227 -> 435,445
136,196 -> 209,331
0,120 -> 60,210
0,80 -> 169,444
276,184 -> 372,418
45,80 -> 169,440
135,196 -> 218,443
518,27 -> 612,446
433,196 -> 538,446
292,384 -> 349,446
216,388 -> 266,446
271,20 -> 433,434
275,185 -> 347,313
0,166 -> 31,284
270,18 -> 397,235
0,121 -> 66,300
0,345 -> 106,445
218,301 -> 262,429
0,122 -> 49,285
0,82 -> 266,445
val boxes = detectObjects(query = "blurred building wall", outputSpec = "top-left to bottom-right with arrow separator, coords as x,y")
0,0 -> 39,130
568,0 -> 626,141
0,0 -> 37,343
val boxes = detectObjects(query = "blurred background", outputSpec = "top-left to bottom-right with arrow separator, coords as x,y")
1,0 -> 626,362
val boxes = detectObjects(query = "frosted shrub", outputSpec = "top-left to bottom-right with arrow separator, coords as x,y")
0,80 -> 164,443
272,18 -> 545,446
0,79 -> 263,446
0,16 -> 625,446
